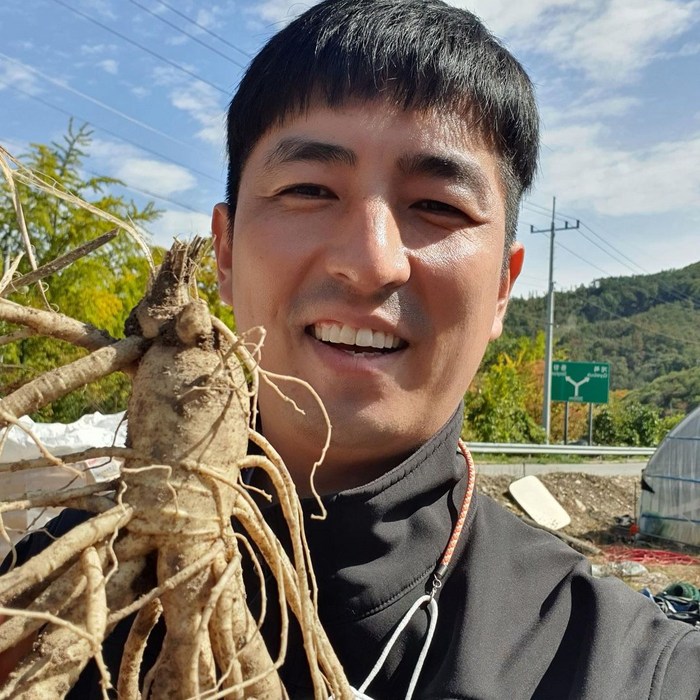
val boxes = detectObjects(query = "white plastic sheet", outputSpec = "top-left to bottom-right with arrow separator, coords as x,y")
0,412 -> 126,560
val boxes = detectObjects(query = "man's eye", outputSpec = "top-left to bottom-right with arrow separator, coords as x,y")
280,184 -> 332,198
414,200 -> 462,215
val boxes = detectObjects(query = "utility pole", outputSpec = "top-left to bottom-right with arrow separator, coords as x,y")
530,197 -> 579,443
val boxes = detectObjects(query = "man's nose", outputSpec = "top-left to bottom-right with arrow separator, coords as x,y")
325,199 -> 411,293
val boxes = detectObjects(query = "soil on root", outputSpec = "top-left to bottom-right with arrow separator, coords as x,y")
477,471 -> 700,592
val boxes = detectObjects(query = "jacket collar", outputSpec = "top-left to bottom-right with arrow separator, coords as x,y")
298,404 -> 469,623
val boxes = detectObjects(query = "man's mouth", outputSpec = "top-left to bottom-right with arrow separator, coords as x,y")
307,322 -> 406,354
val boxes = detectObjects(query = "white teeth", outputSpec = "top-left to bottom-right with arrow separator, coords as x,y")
356,328 -> 373,347
312,322 -> 403,350
329,325 -> 342,343
339,325 -> 356,344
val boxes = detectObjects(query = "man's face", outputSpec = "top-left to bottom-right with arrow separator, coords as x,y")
213,99 -> 523,493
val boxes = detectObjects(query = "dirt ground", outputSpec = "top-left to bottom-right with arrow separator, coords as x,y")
477,472 -> 700,593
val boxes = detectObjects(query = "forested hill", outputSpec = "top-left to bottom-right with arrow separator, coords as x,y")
503,261 -> 700,413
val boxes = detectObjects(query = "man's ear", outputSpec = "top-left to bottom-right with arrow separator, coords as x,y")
490,241 -> 524,340
211,202 -> 233,306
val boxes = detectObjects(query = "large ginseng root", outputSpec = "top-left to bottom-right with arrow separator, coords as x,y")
0,238 -> 352,699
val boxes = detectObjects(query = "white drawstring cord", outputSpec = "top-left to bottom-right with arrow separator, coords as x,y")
328,593 -> 439,699
405,595 -> 439,700
354,593 -> 438,700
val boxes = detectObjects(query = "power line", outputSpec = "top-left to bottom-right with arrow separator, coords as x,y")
515,280 -> 548,297
542,202 -> 648,274
95,173 -> 210,216
125,0 -> 247,70
0,53 -> 198,153
575,226 -> 641,276
1,81 -> 223,186
526,201 -> 642,271
554,239 -> 615,279
526,200 -> 699,307
578,222 -> 698,306
578,222 -> 646,274
522,200 -> 570,224
50,0 -> 229,95
555,238 -> 699,315
572,222 -> 698,306
152,0 -> 252,60
549,242 -> 700,347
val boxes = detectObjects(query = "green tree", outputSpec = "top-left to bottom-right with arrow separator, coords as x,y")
1,122 -> 160,422
463,336 -> 545,443
592,399 -> 673,447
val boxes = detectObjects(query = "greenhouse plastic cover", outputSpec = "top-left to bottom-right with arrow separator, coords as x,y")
639,405 -> 700,547
0,412 -> 126,560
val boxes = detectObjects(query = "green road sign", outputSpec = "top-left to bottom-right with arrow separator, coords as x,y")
551,361 -> 610,404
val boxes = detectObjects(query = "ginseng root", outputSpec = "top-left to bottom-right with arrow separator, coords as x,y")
0,238 -> 352,699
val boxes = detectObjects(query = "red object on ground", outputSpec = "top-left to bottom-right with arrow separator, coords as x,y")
603,545 -> 700,566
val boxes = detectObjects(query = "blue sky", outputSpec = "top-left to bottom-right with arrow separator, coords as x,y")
1,0 -> 698,299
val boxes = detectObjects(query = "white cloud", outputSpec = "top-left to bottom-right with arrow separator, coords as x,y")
166,35 -> 188,47
170,81 -> 225,146
543,95 -> 641,126
113,159 -> 196,197
152,66 -> 194,88
244,1 -> 699,85
575,96 -> 641,120
90,139 -> 138,161
98,59 -> 118,75
131,85 -> 149,98
150,70 -> 225,141
536,0 -> 700,83
196,8 -> 219,29
540,123 -> 700,216
0,58 -> 41,95
145,210 -> 213,249
450,0 -> 578,37
678,40 -> 700,56
90,140 -> 197,197
80,43 -> 114,55
449,1 -> 700,84
79,0 -> 115,20
246,0 -> 313,25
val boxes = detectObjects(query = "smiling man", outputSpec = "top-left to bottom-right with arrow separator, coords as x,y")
2,0 -> 700,698
208,1 -> 700,698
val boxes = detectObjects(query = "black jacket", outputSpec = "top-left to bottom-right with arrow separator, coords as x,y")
5,407 -> 700,699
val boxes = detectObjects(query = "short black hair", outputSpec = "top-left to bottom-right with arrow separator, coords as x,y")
225,0 -> 539,248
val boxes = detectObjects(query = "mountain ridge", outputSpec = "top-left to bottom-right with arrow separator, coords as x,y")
503,260 -> 700,413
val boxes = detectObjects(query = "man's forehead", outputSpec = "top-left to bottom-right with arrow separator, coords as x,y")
259,98 -> 495,157
261,94 -> 491,147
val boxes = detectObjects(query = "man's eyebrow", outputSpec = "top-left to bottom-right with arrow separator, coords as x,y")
397,152 -> 492,204
263,137 -> 357,171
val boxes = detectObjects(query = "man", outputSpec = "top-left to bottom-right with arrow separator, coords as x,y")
208,1 -> 700,697
3,1 -> 700,697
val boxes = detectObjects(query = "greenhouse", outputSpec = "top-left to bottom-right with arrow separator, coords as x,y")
639,405 -> 700,548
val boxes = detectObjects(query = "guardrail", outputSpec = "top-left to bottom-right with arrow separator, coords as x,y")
465,442 -> 655,457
